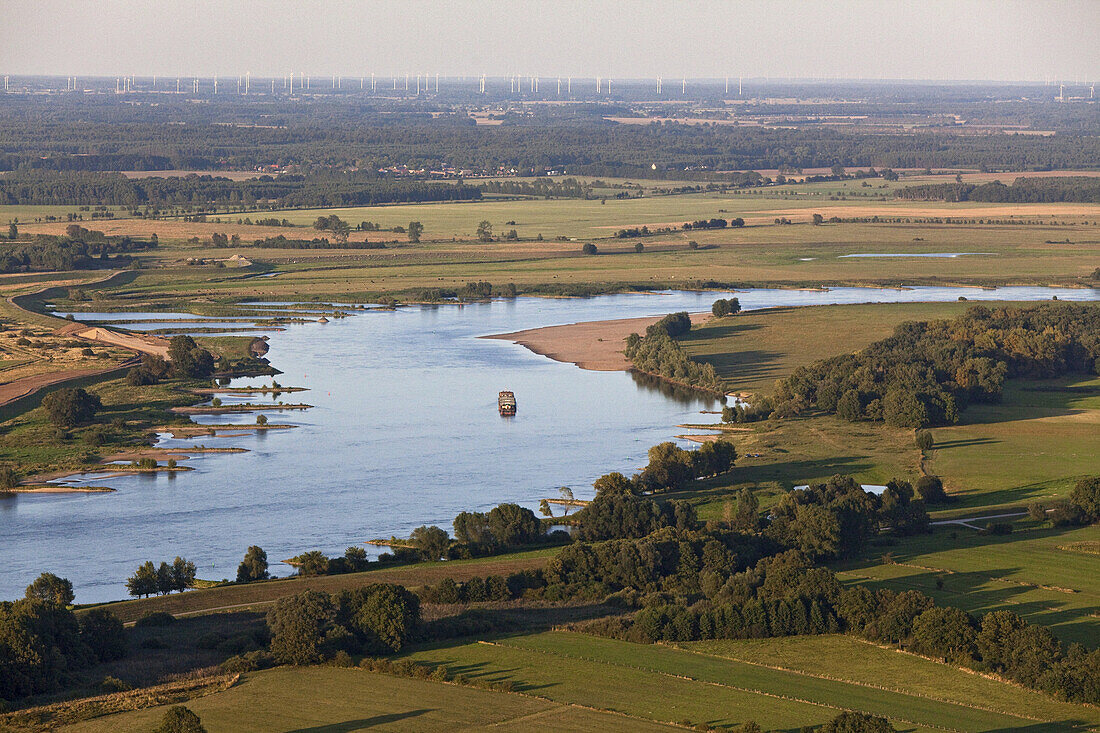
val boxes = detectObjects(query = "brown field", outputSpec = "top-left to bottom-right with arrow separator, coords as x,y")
767,203 -> 1100,219
20,218 -> 395,244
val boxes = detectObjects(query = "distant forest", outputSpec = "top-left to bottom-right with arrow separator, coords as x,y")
895,176 -> 1100,203
0,96 -> 1098,176
0,170 -> 482,208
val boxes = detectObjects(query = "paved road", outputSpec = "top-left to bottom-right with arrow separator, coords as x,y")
932,511 -> 1028,530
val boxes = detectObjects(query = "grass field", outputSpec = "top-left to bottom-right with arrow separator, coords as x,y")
680,301 -> 987,394
670,413 -> 922,520
87,547 -> 560,624
837,523 -> 1100,646
0,375 -> 203,476
55,665 -> 678,733
52,630 -> 1100,732
146,187 -> 1100,240
676,635 -> 1100,729
924,376 -> 1100,512
397,630 -> 1097,732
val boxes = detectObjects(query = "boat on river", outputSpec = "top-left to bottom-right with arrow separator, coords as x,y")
498,390 -> 517,416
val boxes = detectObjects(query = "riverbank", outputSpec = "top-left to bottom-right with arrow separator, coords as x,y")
483,312 -> 709,371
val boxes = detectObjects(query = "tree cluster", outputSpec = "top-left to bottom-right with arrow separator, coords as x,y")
711,298 -> 741,317
167,335 -> 216,379
418,570 -> 546,604
266,585 -> 419,664
765,475 -> 930,561
250,235 -> 386,250
625,329 -> 721,392
41,387 -> 102,428
776,304 -> 1100,427
0,226 -> 153,273
125,557 -> 197,598
0,598 -> 126,699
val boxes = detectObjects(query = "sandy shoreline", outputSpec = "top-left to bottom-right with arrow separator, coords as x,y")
483,312 -> 709,371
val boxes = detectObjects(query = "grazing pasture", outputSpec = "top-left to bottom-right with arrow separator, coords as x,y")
838,523 -> 1100,646
55,665 -> 677,733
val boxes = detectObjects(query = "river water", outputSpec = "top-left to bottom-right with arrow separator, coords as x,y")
4,286 -> 1097,602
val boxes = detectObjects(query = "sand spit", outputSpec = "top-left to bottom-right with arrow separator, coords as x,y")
483,312 -> 708,371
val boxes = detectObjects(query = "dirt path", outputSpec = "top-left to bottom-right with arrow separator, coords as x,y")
0,360 -> 137,409
483,312 -> 708,371
58,324 -> 171,359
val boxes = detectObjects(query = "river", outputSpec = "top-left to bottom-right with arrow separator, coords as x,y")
3,286 -> 1096,602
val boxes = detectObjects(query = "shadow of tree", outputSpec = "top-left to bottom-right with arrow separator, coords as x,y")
287,709 -> 435,733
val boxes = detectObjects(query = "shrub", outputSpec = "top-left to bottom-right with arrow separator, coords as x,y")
267,590 -> 336,664
24,572 -> 74,605
409,525 -> 450,561
153,705 -> 207,733
711,298 -> 741,317
168,335 -> 215,378
819,712 -> 897,732
293,550 -> 331,576
41,387 -> 101,427
195,632 -> 227,650
135,611 -> 177,627
486,503 -> 541,546
1069,475 -> 1100,522
0,464 -> 19,489
915,430 -> 934,451
81,608 -> 127,661
99,676 -> 131,693
983,522 -> 1013,535
219,650 -> 273,674
237,545 -> 270,583
915,475 -> 947,503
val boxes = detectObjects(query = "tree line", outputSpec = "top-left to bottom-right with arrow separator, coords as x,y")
3,109 -> 1099,175
896,176 -> 1100,203
624,312 -> 722,393
0,225 -> 155,273
775,303 -> 1100,428
0,170 -> 482,209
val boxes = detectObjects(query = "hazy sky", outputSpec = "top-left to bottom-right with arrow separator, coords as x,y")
1,0 -> 1097,82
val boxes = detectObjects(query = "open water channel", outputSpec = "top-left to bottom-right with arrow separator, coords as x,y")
3,286 -> 1097,601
